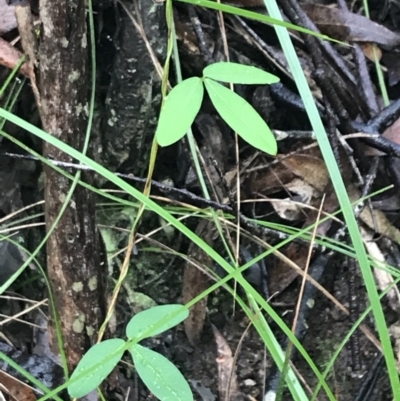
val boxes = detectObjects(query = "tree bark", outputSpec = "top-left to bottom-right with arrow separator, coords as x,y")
39,0 -> 106,372
100,0 -> 166,175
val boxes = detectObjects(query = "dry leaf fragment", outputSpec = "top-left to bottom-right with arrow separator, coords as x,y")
382,117 -> 400,146
281,154 -> 328,192
302,3 -> 400,48
212,325 -> 244,401
361,42 -> 382,62
0,370 -> 37,401
182,220 -> 213,344
361,227 -> 400,313
271,178 -> 320,221
251,151 -> 328,196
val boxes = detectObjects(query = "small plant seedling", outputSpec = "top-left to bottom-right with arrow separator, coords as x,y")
68,304 -> 192,401
155,61 -> 280,155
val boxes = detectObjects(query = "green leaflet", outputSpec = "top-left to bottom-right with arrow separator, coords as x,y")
204,62 -> 280,84
156,77 -> 204,147
130,344 -> 193,401
68,339 -> 126,397
126,304 -> 188,340
204,78 -> 277,155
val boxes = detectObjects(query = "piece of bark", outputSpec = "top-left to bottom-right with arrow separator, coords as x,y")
100,0 -> 166,175
38,0 -> 106,372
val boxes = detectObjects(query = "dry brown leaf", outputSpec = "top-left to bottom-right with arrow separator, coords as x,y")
382,117 -> 400,145
270,178 -> 319,221
251,150 -> 332,294
361,42 -> 382,62
269,187 -> 339,294
281,154 -> 329,192
251,145 -> 400,318
251,162 -> 298,195
251,150 -> 328,196
211,325 -> 244,401
302,3 -> 400,48
0,370 -> 37,401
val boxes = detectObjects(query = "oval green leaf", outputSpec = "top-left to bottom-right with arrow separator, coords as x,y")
130,344 -> 193,401
203,62 -> 280,85
156,77 -> 204,147
68,338 -> 125,398
204,78 -> 277,155
126,304 -> 188,340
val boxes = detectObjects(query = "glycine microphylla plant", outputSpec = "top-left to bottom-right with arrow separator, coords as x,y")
155,61 -> 280,155
68,304 -> 192,401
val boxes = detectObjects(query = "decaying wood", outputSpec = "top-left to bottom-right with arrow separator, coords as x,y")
38,0 -> 106,371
